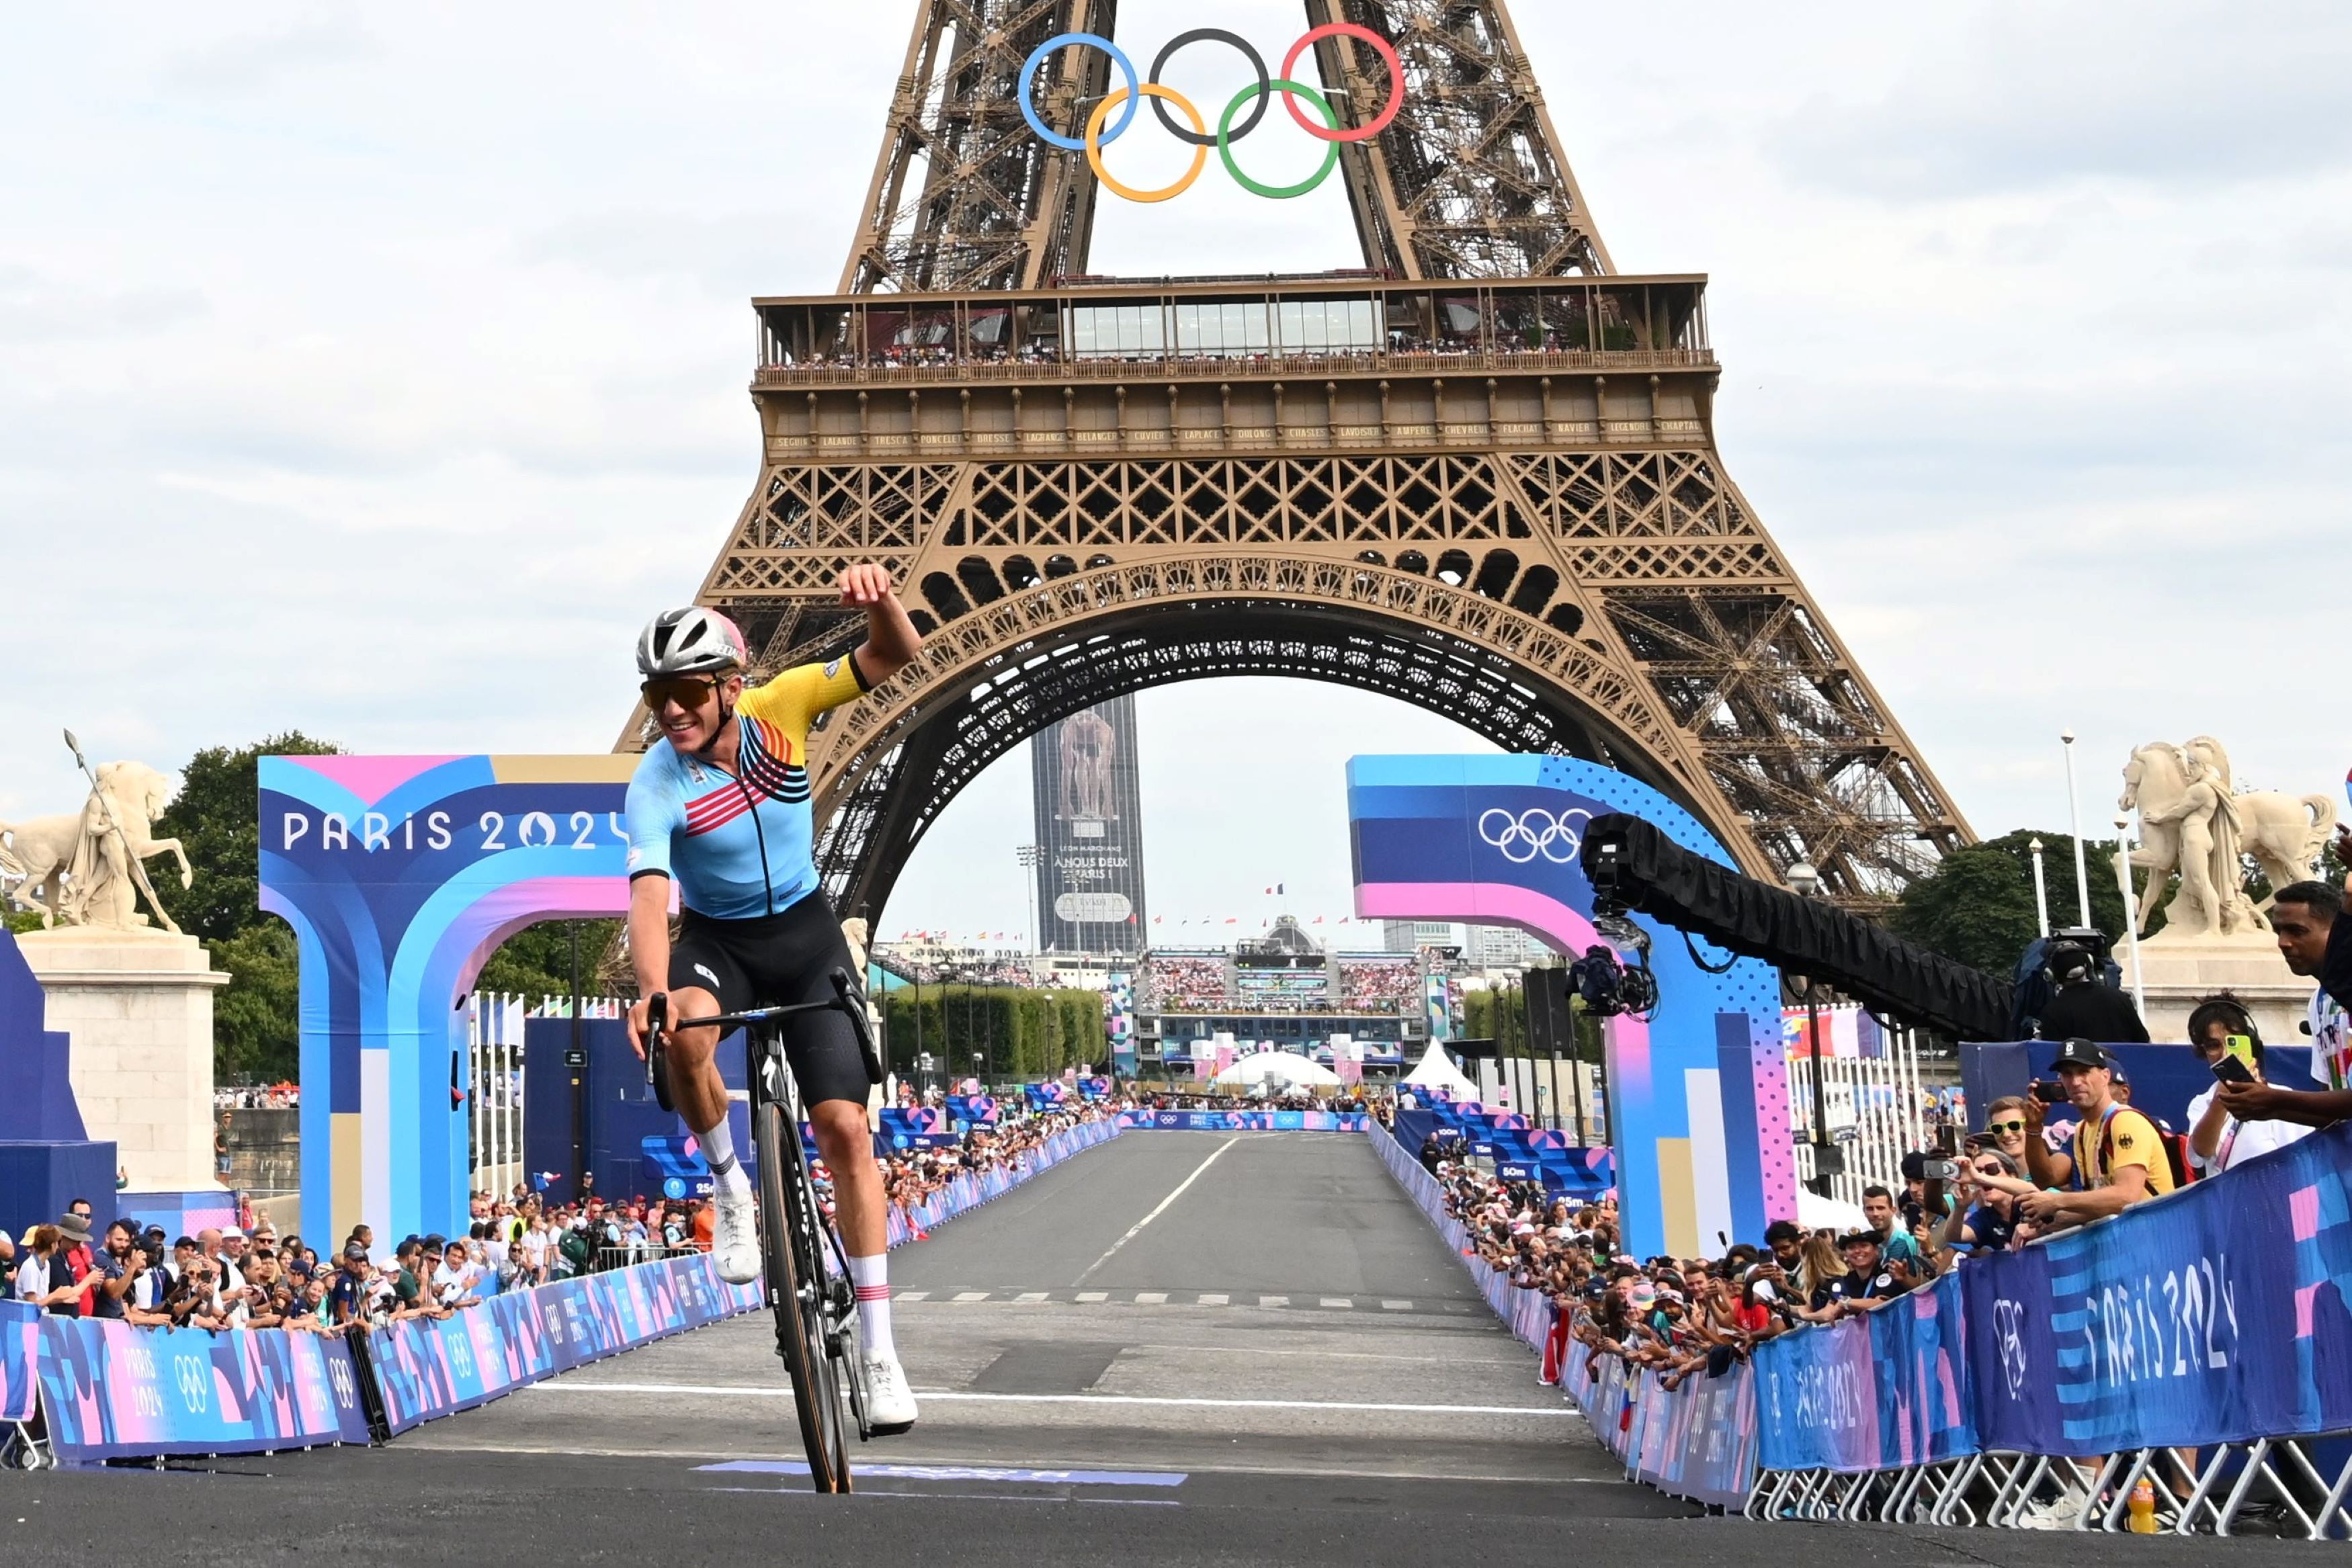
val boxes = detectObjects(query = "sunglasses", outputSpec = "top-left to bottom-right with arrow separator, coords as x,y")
640,676 -> 724,713
1984,1119 -> 2026,1135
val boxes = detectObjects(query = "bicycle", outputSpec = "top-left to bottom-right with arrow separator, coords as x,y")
644,967 -> 882,1493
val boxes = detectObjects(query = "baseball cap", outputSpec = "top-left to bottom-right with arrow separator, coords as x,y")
2049,1038 -> 2112,1073
343,1242 -> 370,1260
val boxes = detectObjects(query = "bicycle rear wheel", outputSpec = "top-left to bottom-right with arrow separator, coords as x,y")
753,1096 -> 853,1493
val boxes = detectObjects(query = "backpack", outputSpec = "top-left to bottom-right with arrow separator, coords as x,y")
2072,1104 -> 2189,1193
558,1229 -> 592,1270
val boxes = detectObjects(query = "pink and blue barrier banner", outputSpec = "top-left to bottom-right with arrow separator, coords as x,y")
1562,1346 -> 1759,1508
1,1301 -> 37,1423
35,1316 -> 372,1461
370,1251 -> 759,1436
1753,1268 -> 1974,1473
883,1119 -> 1120,1247
1115,1110 -> 1370,1132
1373,1123 -> 1755,1504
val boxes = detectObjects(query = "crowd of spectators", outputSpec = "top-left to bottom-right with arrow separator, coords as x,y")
215,1085 -> 298,1109
1140,955 -> 1229,1011
1339,959 -> 1419,1012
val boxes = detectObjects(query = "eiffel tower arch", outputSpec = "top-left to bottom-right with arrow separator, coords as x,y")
638,0 -> 1973,920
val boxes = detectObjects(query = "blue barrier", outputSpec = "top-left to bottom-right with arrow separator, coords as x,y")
1113,1110 -> 1370,1132
1,1302 -> 36,1424
35,1316 -> 372,1461
881,1117 -> 1120,1246
1753,1269 -> 1974,1473
370,1251 -> 757,1434
1370,1122 -> 1756,1505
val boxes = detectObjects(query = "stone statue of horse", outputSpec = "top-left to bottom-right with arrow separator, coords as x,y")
2119,740 -> 2336,938
0,761 -> 191,931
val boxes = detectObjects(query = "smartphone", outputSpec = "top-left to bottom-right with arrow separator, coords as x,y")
2031,1081 -> 2068,1104
1918,1158 -> 1960,1181
2210,1053 -> 2256,1086
2225,1034 -> 2258,1076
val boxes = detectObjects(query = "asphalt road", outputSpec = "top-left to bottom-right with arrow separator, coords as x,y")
3,1131 -> 2329,1562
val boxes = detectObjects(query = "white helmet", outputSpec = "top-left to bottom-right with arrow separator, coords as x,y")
636,607 -> 748,678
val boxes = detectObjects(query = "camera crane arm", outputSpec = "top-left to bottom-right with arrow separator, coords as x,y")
1577,814 -> 2015,1041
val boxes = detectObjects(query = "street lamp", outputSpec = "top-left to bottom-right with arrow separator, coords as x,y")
2028,837 -> 2051,939
1016,844 -> 1044,955
1786,861 -> 1843,1198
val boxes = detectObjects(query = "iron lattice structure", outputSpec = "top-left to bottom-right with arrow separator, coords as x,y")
839,0 -> 1609,292
641,0 -> 1972,918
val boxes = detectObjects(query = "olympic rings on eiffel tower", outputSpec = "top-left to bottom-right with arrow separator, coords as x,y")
1019,25 -> 1405,202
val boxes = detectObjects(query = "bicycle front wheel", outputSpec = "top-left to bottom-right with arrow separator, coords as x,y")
753,1097 -> 853,1493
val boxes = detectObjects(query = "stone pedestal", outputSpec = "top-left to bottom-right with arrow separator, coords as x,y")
2120,932 -> 2314,1047
15,928 -> 228,1192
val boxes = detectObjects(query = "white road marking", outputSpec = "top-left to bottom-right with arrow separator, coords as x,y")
953,1291 -> 990,1303
1072,1136 -> 1240,1285
1198,1293 -> 1229,1306
1134,1291 -> 1168,1305
1014,1292 -> 1050,1303
1381,1300 -> 1413,1311
1075,1291 -> 1108,1303
1258,1295 -> 1289,1307
1319,1297 -> 1353,1309
897,1291 -> 929,1303
520,1383 -> 1575,1418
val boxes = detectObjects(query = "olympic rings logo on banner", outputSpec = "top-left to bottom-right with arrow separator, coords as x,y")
174,1355 -> 211,1412
1477,806 -> 1591,865
1018,26 -> 1405,204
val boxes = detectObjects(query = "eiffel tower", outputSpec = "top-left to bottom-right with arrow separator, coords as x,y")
648,0 -> 1974,917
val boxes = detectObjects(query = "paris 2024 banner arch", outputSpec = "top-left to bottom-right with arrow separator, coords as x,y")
1348,754 -> 1796,1259
259,756 -> 640,1245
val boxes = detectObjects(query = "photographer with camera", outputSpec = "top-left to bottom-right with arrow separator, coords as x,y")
2033,934 -> 2150,1043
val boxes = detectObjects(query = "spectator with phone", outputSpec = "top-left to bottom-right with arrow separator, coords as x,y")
1932,1147 -> 2029,1258
2217,871 -> 2352,1128
2180,997 -> 2310,1174
2016,1039 -> 2176,1229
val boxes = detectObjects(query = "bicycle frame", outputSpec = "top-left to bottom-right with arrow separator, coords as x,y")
643,967 -> 879,1490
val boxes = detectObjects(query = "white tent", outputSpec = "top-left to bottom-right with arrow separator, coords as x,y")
1211,1051 -> 1342,1090
1399,1040 -> 1476,1101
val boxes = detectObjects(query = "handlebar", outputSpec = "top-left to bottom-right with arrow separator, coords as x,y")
642,968 -> 881,1087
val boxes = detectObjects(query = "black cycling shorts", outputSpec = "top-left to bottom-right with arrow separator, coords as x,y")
669,889 -> 872,1108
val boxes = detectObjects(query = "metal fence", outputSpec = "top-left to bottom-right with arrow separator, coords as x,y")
1785,1031 -> 1932,1209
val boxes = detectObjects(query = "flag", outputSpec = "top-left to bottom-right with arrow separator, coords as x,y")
1312,916 -> 1324,924
1224,917 -> 1238,925
1154,916 -> 1164,924
1264,883 -> 1284,895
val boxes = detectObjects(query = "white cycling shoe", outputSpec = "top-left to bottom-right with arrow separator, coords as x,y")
712,1184 -> 762,1285
862,1354 -> 918,1433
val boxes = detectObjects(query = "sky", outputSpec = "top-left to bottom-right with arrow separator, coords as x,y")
2,2 -> 2347,945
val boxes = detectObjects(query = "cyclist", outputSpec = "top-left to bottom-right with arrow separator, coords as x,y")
622,564 -> 923,1432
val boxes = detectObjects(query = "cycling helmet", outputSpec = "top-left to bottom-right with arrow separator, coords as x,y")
636,607 -> 748,678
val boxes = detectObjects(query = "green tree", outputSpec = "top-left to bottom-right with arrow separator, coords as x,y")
154,732 -> 341,945
1890,830 -> 2142,975
212,922 -> 302,1082
474,919 -> 624,1001
144,733 -> 339,1080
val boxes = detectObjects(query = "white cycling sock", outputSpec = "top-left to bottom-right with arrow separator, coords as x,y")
697,1116 -> 750,1199
848,1253 -> 895,1361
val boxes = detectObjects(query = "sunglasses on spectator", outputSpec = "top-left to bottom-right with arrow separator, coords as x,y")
1984,1119 -> 2025,1135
